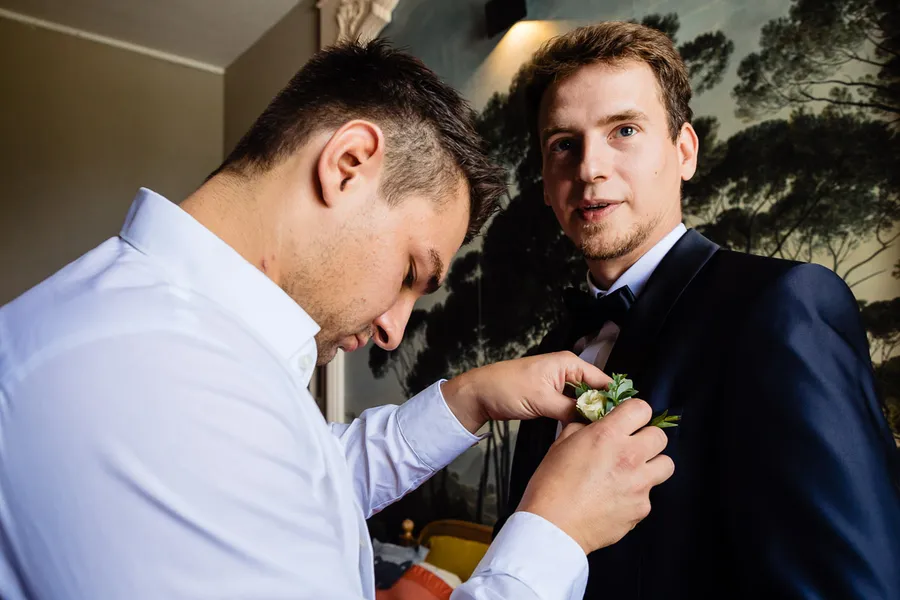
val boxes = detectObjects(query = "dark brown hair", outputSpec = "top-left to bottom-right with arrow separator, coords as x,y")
514,21 -> 693,144
211,39 -> 506,243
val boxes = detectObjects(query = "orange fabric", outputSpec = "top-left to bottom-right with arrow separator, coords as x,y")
375,564 -> 453,600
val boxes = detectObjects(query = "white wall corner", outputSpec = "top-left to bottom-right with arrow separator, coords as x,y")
317,0 -> 400,47
316,0 -> 399,423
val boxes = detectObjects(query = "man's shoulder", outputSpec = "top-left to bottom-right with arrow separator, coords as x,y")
655,247 -> 860,344
706,250 -> 849,303
700,252 -> 864,348
690,248 -> 848,311
0,239 -> 263,385
704,248 -> 800,287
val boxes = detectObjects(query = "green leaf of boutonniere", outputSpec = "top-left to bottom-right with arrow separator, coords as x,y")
568,374 -> 678,428
649,409 -> 681,428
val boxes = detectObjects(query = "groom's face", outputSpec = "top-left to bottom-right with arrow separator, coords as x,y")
538,60 -> 697,263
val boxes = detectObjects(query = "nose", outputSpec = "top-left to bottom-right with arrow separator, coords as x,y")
578,133 -> 612,184
372,296 -> 415,352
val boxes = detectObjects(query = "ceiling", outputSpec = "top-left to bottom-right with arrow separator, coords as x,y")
0,0 -> 303,69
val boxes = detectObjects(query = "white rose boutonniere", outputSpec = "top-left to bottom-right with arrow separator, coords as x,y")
567,373 -> 680,428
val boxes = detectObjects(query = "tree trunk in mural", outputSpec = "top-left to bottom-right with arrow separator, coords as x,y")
369,0 -> 900,527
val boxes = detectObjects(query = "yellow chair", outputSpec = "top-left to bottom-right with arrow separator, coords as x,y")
416,519 -> 493,582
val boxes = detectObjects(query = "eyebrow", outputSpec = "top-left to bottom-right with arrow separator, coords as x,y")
540,109 -> 650,145
425,248 -> 444,295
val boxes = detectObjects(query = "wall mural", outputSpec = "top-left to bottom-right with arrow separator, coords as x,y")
360,0 -> 900,541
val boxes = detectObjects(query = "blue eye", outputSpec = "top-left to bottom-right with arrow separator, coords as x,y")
617,126 -> 636,137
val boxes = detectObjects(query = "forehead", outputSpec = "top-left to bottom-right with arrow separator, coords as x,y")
538,60 -> 666,127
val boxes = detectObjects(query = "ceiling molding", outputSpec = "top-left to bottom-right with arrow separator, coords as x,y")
318,0 -> 399,49
0,7 -> 224,74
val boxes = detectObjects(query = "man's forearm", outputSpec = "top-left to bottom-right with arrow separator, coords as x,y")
440,372 -> 489,434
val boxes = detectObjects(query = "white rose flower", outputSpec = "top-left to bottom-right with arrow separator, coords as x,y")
568,373 -> 679,428
576,389 -> 609,422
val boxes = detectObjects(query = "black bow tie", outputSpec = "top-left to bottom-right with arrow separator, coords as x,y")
562,285 -> 636,338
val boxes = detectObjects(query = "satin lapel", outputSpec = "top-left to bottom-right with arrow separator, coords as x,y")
604,229 -> 720,385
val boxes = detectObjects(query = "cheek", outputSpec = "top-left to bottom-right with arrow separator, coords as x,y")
361,263 -> 402,313
333,247 -> 400,323
341,285 -> 395,335
618,146 -> 670,200
543,169 -> 573,206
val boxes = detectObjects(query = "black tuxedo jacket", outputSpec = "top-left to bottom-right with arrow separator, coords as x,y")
498,229 -> 900,599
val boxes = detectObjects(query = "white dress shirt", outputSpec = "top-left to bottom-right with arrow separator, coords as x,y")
0,189 -> 587,600
557,223 -> 687,439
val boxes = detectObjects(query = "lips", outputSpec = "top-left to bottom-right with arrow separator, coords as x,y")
577,200 -> 622,222
340,333 -> 369,353
579,199 -> 621,209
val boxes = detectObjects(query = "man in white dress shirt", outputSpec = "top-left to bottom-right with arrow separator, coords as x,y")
0,40 -> 675,599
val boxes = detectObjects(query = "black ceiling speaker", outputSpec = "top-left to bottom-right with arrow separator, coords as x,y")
485,0 -> 527,38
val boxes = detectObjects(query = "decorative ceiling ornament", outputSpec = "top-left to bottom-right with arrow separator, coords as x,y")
318,0 -> 400,47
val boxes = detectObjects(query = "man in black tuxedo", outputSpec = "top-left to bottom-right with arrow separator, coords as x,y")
498,21 -> 900,599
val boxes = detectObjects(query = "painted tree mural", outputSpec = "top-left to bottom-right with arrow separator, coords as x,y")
368,0 -> 900,533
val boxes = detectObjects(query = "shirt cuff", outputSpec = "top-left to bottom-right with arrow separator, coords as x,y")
395,379 -> 481,472
474,511 -> 588,600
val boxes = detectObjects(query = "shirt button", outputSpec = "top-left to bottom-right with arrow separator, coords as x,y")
298,354 -> 314,370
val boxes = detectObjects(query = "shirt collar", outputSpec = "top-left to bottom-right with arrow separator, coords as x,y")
586,223 -> 687,298
119,188 -> 320,366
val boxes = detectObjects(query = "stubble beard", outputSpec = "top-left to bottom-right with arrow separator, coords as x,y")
280,269 -> 361,367
312,315 -> 368,366
578,214 -> 659,262
315,336 -> 340,366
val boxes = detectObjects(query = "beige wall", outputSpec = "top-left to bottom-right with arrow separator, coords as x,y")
0,17 -> 224,305
224,0 -> 318,155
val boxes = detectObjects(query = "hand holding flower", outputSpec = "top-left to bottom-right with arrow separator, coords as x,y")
568,373 -> 680,428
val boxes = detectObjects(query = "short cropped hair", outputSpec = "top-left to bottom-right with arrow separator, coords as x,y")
514,21 -> 693,144
212,40 -> 506,243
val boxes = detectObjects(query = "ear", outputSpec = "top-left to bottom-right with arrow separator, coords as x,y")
317,120 -> 385,208
677,122 -> 699,182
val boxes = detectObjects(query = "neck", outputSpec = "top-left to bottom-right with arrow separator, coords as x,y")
179,173 -> 288,285
586,216 -> 681,289
586,252 -> 642,290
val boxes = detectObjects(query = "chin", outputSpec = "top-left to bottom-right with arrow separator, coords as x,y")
582,243 -> 633,261
580,226 -> 647,261
316,345 -> 339,366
